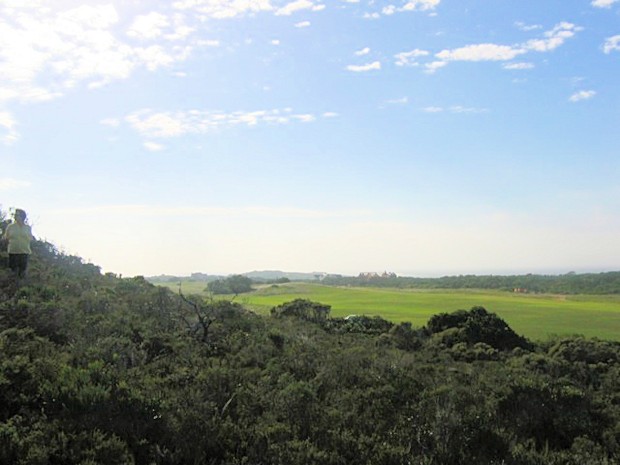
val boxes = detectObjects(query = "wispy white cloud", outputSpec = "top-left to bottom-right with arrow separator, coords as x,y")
292,114 -> 316,122
0,112 -> 19,144
363,12 -> 381,19
123,107 -> 330,138
592,0 -> 619,8
172,0 -> 274,18
196,39 -> 220,47
569,90 -> 596,102
127,12 -> 170,40
132,45 -> 192,73
381,0 -> 440,15
355,47 -> 371,56
275,0 -> 324,16
450,105 -> 488,113
515,21 -> 542,32
126,12 -> 193,42
603,35 -> 620,53
379,97 -> 408,110
163,19 -> 195,41
125,111 -> 187,137
0,177 -> 31,191
422,106 -> 488,113
424,61 -> 447,73
394,49 -> 429,66
523,22 -> 581,52
382,6 -> 396,15
143,141 -> 165,151
437,43 -> 525,62
401,0 -> 440,11
295,20 -> 311,27
0,3 -> 195,106
503,62 -> 535,70
385,97 -> 409,105
346,61 -> 381,72
425,23 -> 580,73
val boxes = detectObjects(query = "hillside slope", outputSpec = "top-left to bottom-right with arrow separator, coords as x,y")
1,231 -> 620,463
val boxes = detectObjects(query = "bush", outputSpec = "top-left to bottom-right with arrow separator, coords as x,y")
427,306 -> 531,351
270,299 -> 331,322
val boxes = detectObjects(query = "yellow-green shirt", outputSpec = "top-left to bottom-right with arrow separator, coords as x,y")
4,223 -> 33,254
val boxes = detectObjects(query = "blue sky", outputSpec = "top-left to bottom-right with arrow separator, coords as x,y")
1,0 -> 619,277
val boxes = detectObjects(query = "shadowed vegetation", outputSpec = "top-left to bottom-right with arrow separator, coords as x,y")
2,209 -> 620,464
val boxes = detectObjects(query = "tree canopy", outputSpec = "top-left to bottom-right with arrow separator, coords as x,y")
206,274 -> 253,295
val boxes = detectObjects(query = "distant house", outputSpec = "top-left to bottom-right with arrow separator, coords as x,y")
513,288 -> 528,293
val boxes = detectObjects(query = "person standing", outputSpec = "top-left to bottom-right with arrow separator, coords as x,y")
3,209 -> 33,279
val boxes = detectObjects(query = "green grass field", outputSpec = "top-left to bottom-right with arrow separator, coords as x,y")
159,281 -> 620,341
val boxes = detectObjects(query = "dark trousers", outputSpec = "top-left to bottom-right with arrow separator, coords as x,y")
8,254 -> 29,278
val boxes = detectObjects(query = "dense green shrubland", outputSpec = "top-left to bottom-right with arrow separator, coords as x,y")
2,213 -> 620,463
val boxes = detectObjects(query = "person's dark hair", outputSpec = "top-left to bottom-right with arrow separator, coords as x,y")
14,209 -> 27,221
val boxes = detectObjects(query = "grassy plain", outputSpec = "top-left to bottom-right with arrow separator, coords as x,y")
159,281 -> 620,341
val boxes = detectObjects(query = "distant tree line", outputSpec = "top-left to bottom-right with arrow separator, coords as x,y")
322,271 -> 620,294
148,272 -> 223,283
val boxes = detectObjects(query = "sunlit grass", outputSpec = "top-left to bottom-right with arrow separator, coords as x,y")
157,281 -> 620,341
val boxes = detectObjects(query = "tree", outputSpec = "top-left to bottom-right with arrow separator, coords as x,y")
427,306 -> 531,351
207,275 -> 253,296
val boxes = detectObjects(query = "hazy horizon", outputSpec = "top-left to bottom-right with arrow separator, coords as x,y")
146,266 -> 619,280
2,0 -> 619,278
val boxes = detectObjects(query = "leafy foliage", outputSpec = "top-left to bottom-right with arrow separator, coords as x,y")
270,298 -> 331,322
427,305 -> 532,350
2,211 -> 620,464
207,274 -> 253,295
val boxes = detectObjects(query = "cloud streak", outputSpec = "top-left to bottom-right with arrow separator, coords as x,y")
122,107 -> 331,138
394,49 -> 429,67
381,0 -> 440,15
436,43 -> 525,62
346,61 -> 381,72
569,90 -> 596,102
592,0 -> 619,8
276,0 -> 325,16
405,22 -> 581,73
422,105 -> 488,113
172,0 -> 274,19
503,62 -> 535,70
